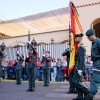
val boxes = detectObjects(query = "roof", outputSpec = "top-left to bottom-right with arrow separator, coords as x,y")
76,2 -> 100,8
0,7 -> 70,37
72,0 -> 100,8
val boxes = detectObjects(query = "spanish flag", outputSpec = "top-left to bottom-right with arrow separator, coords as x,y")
68,1 -> 83,74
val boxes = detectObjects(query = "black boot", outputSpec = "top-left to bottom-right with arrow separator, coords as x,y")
83,94 -> 93,100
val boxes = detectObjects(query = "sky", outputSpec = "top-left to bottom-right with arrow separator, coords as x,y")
0,0 -> 70,20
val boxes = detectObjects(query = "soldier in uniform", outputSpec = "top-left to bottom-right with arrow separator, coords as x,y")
42,51 -> 52,86
26,39 -> 38,92
62,46 -> 76,94
15,52 -> 24,85
83,29 -> 100,100
0,42 -> 6,82
72,33 -> 89,100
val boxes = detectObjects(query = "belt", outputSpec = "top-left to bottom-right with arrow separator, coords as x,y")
92,68 -> 100,72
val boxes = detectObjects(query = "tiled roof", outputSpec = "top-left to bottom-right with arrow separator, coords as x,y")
76,2 -> 100,8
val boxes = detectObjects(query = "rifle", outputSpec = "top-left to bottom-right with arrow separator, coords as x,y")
27,31 -> 37,54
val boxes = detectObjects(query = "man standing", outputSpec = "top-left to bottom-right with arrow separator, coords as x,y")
62,47 -> 75,93
26,39 -> 38,92
15,52 -> 24,85
42,51 -> 52,87
83,29 -> 100,100
72,33 -> 89,100
0,42 -> 6,82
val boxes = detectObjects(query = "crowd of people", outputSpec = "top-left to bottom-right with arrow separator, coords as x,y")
0,55 -> 93,82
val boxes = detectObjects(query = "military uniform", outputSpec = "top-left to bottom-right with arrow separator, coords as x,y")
42,52 -> 52,86
26,51 -> 38,92
0,50 -> 3,81
62,48 -> 75,93
83,29 -> 100,100
15,53 -> 24,85
0,42 -> 6,82
0,49 -> 4,82
72,33 -> 89,100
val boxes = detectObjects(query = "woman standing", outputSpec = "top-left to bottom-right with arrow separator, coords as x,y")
51,58 -> 57,82
62,58 -> 67,81
36,58 -> 41,81
56,58 -> 63,82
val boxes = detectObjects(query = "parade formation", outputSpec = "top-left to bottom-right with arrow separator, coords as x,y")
0,1 -> 100,100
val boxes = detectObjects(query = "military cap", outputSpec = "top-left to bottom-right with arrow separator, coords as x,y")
45,51 -> 50,53
86,29 -> 95,36
75,33 -> 84,37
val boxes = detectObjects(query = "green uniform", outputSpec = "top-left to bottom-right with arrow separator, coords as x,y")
15,65 -> 22,84
0,64 -> 1,82
42,56 -> 52,86
83,29 -> 100,100
26,53 -> 37,90
72,43 -> 89,99
62,48 -> 75,92
0,50 -> 4,82
15,56 -> 23,84
88,38 -> 100,98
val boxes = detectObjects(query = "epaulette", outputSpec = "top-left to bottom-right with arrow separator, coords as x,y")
79,43 -> 86,50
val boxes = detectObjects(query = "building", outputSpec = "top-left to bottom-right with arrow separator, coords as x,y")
0,0 -> 100,55
72,0 -> 100,55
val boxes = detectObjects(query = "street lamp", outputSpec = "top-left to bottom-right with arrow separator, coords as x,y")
50,38 -> 54,44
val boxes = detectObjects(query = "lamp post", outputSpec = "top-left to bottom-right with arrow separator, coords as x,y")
50,38 -> 54,44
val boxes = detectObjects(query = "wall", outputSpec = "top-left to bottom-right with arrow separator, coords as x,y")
72,0 -> 100,55
0,30 -> 69,47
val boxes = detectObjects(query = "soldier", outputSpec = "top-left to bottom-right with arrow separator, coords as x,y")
62,46 -> 76,94
0,42 -> 6,82
72,33 -> 89,100
42,51 -> 52,87
83,29 -> 100,100
26,39 -> 38,92
15,52 -> 24,85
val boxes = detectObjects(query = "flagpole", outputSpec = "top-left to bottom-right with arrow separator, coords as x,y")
69,21 -> 71,49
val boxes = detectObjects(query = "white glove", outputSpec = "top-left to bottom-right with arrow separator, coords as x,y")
16,51 -> 19,54
28,41 -> 31,44
78,70 -> 82,76
43,54 -> 45,57
18,57 -> 20,59
27,55 -> 29,58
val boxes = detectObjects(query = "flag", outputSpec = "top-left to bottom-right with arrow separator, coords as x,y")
68,1 -> 83,74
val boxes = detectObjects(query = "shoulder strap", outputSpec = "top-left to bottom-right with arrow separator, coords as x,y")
79,43 -> 86,50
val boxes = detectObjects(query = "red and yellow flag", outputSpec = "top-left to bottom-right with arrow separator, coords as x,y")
68,1 -> 83,74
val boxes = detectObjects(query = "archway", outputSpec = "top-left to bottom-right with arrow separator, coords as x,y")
13,45 -> 22,48
60,40 -> 69,44
37,42 -> 46,45
91,18 -> 100,38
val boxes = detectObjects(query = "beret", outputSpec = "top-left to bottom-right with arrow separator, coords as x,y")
86,29 -> 95,36
45,51 -> 50,53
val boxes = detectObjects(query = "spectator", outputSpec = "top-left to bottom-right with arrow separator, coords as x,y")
7,59 -> 15,79
51,58 -> 57,82
56,58 -> 63,82
1,59 -> 7,79
8,59 -> 14,67
62,58 -> 67,81
85,55 -> 92,81
36,58 -> 41,81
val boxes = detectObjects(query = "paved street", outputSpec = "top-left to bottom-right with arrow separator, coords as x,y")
0,80 -> 100,100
